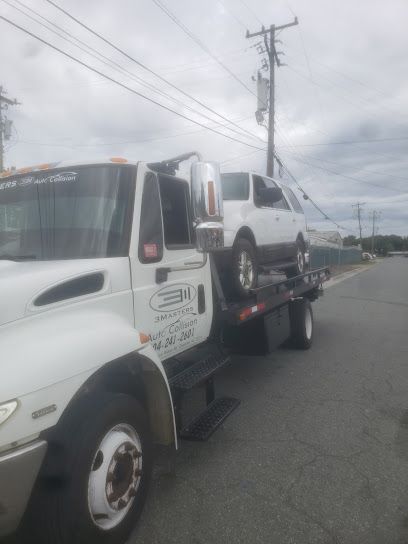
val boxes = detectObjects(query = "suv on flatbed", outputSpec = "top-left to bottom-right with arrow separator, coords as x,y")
219,172 -> 309,296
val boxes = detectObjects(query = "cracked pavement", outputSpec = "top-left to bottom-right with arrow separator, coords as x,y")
131,257 -> 408,544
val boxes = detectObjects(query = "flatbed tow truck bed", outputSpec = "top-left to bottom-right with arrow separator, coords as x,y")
165,265 -> 330,441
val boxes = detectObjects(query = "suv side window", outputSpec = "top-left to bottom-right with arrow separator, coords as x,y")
138,172 -> 164,263
283,186 -> 304,214
158,175 -> 193,249
253,175 -> 290,210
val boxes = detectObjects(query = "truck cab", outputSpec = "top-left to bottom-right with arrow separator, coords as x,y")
0,154 -> 223,542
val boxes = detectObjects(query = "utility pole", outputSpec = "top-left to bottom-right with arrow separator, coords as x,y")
369,210 -> 381,254
352,202 -> 365,250
0,86 -> 20,172
247,17 -> 298,177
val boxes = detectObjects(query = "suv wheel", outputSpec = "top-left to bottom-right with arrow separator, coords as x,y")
232,238 -> 258,297
286,242 -> 305,279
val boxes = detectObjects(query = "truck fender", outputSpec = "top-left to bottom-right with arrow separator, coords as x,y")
0,311 -> 176,451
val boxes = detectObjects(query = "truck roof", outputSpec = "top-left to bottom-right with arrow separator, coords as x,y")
0,157 -> 138,178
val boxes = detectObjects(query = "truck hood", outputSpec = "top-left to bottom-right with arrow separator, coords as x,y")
0,259 -> 115,327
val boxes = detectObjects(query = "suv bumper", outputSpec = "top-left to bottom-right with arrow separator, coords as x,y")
0,440 -> 47,538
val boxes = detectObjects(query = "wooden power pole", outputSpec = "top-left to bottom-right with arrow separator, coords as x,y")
246,18 -> 298,177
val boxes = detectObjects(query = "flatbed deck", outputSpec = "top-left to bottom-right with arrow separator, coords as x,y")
213,264 -> 330,325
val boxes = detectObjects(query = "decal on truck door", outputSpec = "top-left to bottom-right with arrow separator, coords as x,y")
148,283 -> 199,356
149,283 -> 196,312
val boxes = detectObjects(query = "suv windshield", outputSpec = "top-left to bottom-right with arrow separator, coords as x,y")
0,165 -> 135,261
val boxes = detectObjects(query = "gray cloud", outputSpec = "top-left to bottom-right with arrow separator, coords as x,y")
1,0 -> 407,235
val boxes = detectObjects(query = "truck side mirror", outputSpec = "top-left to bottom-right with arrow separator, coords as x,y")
191,162 -> 224,253
258,186 -> 283,205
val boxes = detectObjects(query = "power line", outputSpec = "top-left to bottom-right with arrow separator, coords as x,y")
279,135 -> 408,148
220,148 -> 264,165
8,0 -> 254,131
43,0 -> 265,146
275,153 -> 352,231
237,0 -> 263,25
285,154 -> 407,194
216,0 -> 247,30
279,148 -> 408,183
149,0 -> 259,101
285,59 -> 407,124
18,115 -> 254,149
0,15 -> 268,152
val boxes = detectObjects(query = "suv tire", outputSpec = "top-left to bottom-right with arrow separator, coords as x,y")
286,241 -> 305,279
231,238 -> 258,298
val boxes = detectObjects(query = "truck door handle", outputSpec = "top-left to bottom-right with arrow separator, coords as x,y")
275,216 -> 280,221
292,219 -> 296,222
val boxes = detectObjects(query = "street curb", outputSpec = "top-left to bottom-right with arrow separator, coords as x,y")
325,265 -> 373,289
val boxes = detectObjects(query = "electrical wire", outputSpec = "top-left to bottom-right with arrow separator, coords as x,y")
275,152 -> 353,231
279,148 -> 408,183
18,115 -> 254,149
0,14 -> 267,152
148,0 -> 264,107
4,0 -> 264,146
279,135 -> 408,147
284,153 -> 406,194
237,0 -> 263,25
43,0 -> 266,145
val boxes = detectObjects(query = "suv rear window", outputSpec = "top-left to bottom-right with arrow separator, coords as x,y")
221,173 -> 250,201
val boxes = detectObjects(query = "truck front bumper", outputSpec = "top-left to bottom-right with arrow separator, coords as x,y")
0,440 -> 47,538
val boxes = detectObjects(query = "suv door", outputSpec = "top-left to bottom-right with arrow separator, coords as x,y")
251,174 -> 294,262
129,165 -> 213,360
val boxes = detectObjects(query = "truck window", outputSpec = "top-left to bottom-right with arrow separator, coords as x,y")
283,186 -> 304,214
158,175 -> 193,248
138,173 -> 163,263
0,165 -> 135,260
221,173 -> 250,200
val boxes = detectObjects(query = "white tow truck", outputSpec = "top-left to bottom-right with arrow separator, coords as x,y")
0,152 -> 329,544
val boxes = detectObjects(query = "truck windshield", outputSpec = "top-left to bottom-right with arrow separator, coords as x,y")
0,165 -> 135,261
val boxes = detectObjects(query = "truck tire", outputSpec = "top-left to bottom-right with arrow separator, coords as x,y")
289,298 -> 313,349
25,393 -> 152,544
285,242 -> 305,279
231,238 -> 258,298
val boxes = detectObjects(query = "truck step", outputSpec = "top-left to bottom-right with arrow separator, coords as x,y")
180,397 -> 240,441
169,352 -> 230,392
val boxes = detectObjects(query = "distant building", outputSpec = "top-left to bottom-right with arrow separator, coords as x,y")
308,230 -> 343,248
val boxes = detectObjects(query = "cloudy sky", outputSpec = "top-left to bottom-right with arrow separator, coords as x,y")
1,0 -> 407,235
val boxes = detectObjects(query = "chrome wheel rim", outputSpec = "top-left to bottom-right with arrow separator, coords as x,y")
88,423 -> 142,530
305,307 -> 313,339
238,250 -> 254,289
297,249 -> 304,273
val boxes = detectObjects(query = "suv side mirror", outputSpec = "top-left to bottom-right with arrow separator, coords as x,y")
258,186 -> 283,205
191,162 -> 224,253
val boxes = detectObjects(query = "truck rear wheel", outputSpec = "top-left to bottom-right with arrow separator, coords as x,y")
289,298 -> 313,349
25,393 -> 152,544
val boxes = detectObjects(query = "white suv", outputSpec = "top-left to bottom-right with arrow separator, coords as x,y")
219,171 -> 309,297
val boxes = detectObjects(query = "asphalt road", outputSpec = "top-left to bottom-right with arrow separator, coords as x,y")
132,257 -> 408,544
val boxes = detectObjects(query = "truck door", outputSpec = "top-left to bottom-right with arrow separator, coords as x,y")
129,165 -> 213,361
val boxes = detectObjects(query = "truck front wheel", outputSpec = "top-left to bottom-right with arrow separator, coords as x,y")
26,393 -> 152,544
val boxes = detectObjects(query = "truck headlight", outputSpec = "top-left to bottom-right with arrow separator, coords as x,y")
0,400 -> 18,426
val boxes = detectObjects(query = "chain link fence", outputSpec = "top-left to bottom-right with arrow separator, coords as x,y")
310,246 -> 362,269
